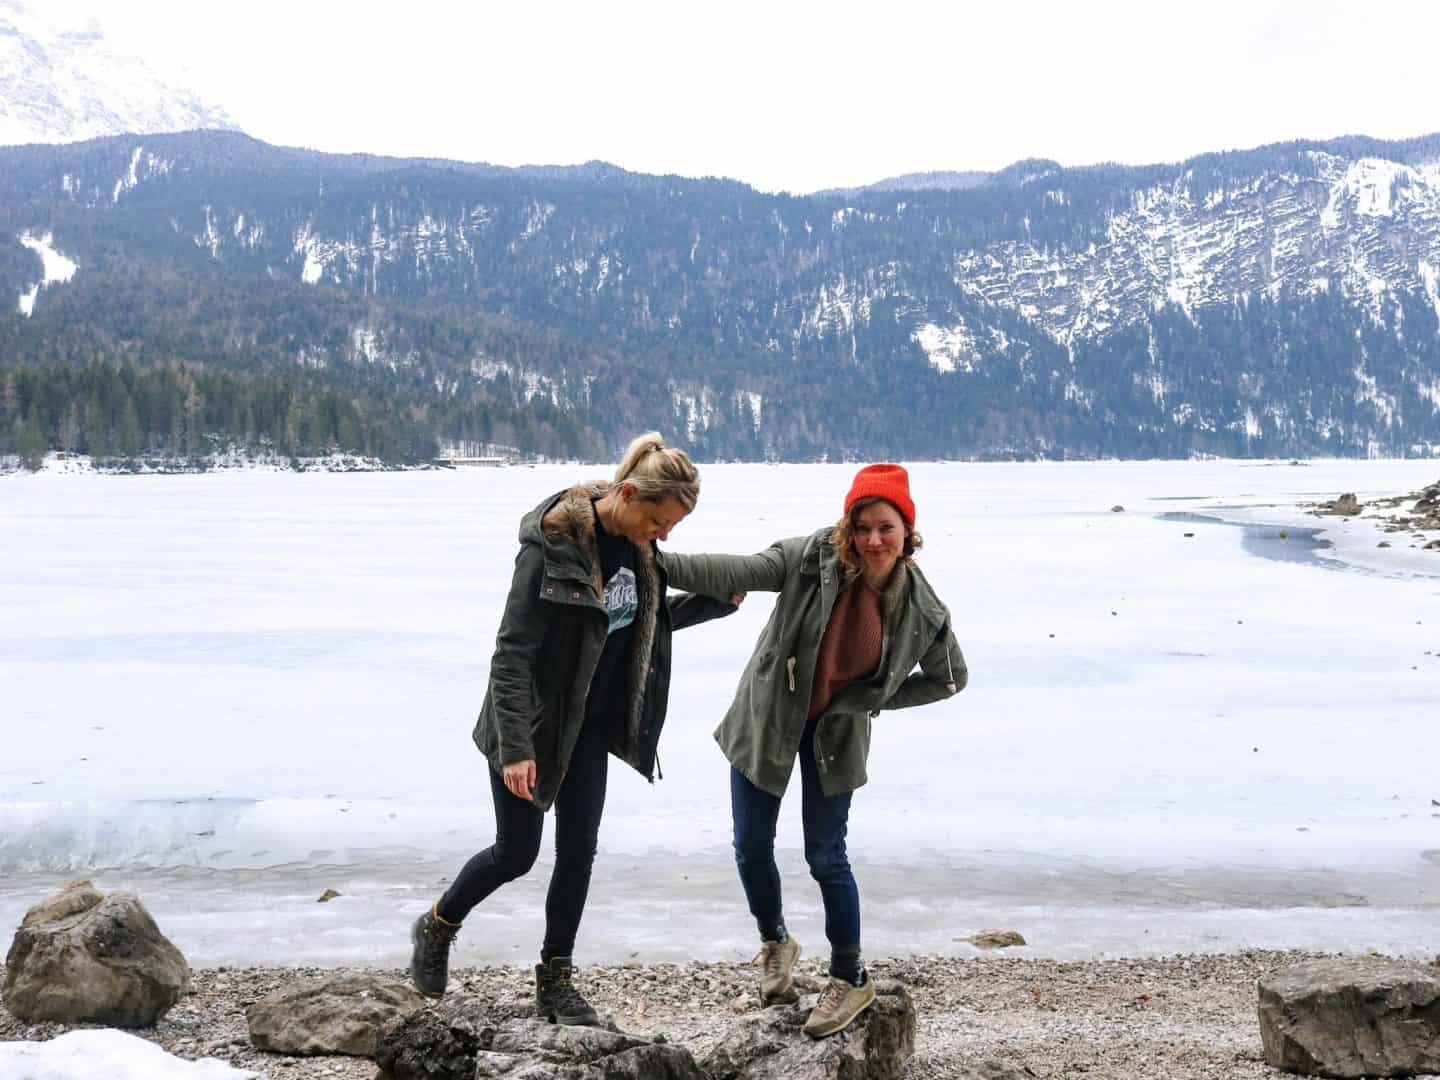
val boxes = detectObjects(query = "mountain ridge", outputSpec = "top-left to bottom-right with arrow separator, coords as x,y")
4,128 -> 1440,463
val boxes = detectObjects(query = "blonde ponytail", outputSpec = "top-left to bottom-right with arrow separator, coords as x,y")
613,432 -> 700,511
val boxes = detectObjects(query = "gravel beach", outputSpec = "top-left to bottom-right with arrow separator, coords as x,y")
9,949 -> 1436,1078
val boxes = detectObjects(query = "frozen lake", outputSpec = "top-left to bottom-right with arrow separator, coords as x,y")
2,460 -> 1438,966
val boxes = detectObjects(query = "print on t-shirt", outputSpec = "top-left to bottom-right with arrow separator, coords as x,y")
603,566 -> 638,635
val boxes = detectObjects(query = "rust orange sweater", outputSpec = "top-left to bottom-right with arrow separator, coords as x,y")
807,577 -> 883,720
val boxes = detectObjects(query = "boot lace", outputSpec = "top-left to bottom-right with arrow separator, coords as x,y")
757,941 -> 789,980
420,918 -> 459,974
814,978 -> 850,1015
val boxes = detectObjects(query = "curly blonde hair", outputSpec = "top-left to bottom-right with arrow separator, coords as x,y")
832,495 -> 923,577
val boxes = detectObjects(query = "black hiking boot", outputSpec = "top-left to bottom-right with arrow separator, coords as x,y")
409,904 -> 460,998
535,956 -> 600,1026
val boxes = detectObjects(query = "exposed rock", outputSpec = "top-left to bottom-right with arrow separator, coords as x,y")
374,997 -> 491,1080
962,930 -> 1028,950
1314,493 -> 1362,516
316,888 -> 341,902
375,995 -> 705,1079
1257,957 -> 1440,1077
18,879 -> 103,929
3,885 -> 189,1027
245,973 -> 427,1056
1110,504 -> 1125,512
1414,480 -> 1440,514
701,979 -> 915,1080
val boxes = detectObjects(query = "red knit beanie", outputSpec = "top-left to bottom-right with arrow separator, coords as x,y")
844,463 -> 915,527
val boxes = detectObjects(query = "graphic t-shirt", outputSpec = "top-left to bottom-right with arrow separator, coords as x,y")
585,503 -> 638,724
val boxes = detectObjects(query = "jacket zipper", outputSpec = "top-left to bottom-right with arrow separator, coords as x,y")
787,656 -> 797,692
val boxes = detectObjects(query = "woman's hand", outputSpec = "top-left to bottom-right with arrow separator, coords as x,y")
503,759 -> 537,801
729,593 -> 746,607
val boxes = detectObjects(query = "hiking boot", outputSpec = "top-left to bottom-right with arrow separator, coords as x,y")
755,936 -> 801,1005
409,905 -> 460,998
535,957 -> 600,1026
803,973 -> 876,1038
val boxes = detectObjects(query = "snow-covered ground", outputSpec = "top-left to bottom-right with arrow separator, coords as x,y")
0,1029 -> 257,1079
1,461 -> 1437,966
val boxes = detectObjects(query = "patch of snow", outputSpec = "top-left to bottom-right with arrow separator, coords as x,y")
111,144 -> 143,204
0,1028 -> 258,1079
734,390 -> 763,433
293,224 -> 344,286
518,200 -> 555,241
1420,260 -> 1440,329
471,357 -> 512,380
671,385 -> 716,440
16,230 -> 79,316
196,205 -> 221,257
912,321 -> 977,374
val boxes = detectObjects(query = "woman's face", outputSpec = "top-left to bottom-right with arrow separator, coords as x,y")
853,500 -> 906,579
617,491 -> 690,545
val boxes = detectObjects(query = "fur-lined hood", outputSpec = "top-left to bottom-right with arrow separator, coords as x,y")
521,481 -> 664,601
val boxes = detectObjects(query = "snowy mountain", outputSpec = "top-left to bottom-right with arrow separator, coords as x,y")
3,130 -> 1440,461
0,0 -> 238,147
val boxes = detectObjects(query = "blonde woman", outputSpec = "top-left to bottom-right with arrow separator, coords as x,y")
410,433 -> 736,1023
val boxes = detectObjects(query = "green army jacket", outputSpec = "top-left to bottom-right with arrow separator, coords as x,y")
472,482 -> 733,811
661,527 -> 966,798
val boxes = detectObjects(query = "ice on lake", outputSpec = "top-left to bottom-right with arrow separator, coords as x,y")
2,460 -> 1438,966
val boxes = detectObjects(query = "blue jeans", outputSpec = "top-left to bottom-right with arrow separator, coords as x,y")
729,717 -> 860,953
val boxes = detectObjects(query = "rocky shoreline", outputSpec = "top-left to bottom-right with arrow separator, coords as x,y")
1310,475 -> 1440,551
8,949 -> 1433,1078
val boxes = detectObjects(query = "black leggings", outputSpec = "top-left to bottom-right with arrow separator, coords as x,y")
436,713 -> 609,960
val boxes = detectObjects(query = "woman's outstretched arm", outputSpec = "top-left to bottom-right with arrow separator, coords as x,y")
661,541 -> 791,598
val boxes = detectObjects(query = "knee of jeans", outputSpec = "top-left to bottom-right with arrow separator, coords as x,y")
804,843 -> 851,883
493,835 -> 541,879
732,833 -> 774,868
555,833 -> 599,872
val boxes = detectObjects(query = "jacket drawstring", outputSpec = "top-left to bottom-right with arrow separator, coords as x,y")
945,635 -> 957,694
786,656 -> 797,692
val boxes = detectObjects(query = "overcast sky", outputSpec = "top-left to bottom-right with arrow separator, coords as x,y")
45,0 -> 1440,194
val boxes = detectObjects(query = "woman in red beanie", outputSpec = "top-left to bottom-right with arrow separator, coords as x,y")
661,463 -> 965,1037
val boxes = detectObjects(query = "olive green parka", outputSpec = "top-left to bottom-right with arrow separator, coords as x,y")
472,482 -> 734,810
661,528 -> 965,798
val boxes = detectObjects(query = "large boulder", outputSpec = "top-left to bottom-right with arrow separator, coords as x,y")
374,996 -> 706,1079
3,882 -> 189,1027
246,973 -> 429,1056
1257,957 -> 1440,1077
702,979 -> 916,1080
1314,493 -> 1362,516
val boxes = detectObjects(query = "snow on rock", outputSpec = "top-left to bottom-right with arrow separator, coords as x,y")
0,1029 -> 258,1079
913,321 -> 977,374
15,230 -> 78,316
735,389 -> 763,433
